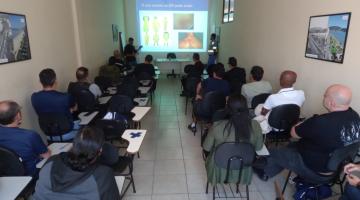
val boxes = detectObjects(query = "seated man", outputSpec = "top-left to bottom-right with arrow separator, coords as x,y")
99,62 -> 121,84
188,64 -> 230,132
33,126 -> 121,199
254,70 -> 305,133
241,66 -> 272,108
180,53 -> 204,96
341,163 -> 360,200
0,100 -> 50,176
134,54 -> 156,80
108,49 -> 124,66
32,68 -> 79,141
224,57 -> 246,87
68,67 -> 102,99
257,85 -> 360,181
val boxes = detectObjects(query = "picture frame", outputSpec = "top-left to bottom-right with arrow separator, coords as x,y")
112,24 -> 119,42
305,12 -> 351,64
0,11 -> 31,65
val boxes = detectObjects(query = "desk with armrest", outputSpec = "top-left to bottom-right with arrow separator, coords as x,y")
36,143 -> 73,169
131,106 -> 151,129
0,176 -> 32,200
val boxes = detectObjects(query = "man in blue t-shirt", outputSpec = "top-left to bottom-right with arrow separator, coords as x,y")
32,68 -> 79,141
188,64 -> 230,133
0,101 -> 50,175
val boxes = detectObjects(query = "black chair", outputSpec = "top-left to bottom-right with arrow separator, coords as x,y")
94,76 -> 113,94
136,72 -> 155,103
229,79 -> 243,95
117,77 -> 139,99
251,93 -> 271,109
38,113 -> 73,143
167,53 -> 176,59
166,53 -> 179,78
266,104 -> 300,146
95,117 -> 128,143
75,89 -> 97,113
0,146 -> 25,176
108,95 -> 135,119
282,142 -> 360,199
112,154 -> 136,198
184,77 -> 201,115
206,142 -> 256,200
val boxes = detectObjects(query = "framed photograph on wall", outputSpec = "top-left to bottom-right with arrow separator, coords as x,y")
305,12 -> 351,63
0,12 -> 31,65
112,24 -> 119,42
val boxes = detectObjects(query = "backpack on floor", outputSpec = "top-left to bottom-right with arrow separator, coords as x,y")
293,178 -> 332,200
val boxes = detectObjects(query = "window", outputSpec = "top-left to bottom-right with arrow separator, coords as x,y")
223,0 -> 235,23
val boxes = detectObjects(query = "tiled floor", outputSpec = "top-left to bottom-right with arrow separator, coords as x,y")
123,77 -> 341,200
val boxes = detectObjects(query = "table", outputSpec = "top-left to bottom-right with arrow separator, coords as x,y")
155,58 -> 192,75
78,111 -> 99,125
121,129 -> 147,154
131,106 -> 151,129
256,144 -> 270,156
138,86 -> 151,95
36,143 -> 72,168
0,176 -> 32,200
133,97 -> 149,106
107,87 -> 117,95
98,96 -> 112,104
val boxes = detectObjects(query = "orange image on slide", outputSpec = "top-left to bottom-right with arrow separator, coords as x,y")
178,32 -> 203,49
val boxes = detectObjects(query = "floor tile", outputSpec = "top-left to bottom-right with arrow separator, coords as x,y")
156,147 -> 184,160
154,160 -> 185,175
152,194 -> 189,200
184,159 -> 206,175
126,175 -> 153,196
153,174 -> 188,194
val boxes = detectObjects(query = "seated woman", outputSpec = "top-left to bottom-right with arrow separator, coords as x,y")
203,94 -> 264,185
33,126 -> 121,200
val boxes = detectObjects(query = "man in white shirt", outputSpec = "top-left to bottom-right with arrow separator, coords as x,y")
254,70 -> 305,133
241,66 -> 272,108
68,67 -> 102,98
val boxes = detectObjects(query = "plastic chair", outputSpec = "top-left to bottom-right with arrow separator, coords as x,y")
184,77 -> 201,115
251,93 -> 271,109
0,146 -> 25,176
38,113 -> 73,143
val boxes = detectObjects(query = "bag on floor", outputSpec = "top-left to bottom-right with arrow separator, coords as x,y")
293,178 -> 332,200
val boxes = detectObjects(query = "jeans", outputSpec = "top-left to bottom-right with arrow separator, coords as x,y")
340,183 -> 360,200
264,143 -> 327,183
47,120 -> 80,142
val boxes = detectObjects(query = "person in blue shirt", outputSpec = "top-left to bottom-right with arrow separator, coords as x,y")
31,68 -> 79,141
188,64 -> 230,133
0,100 -> 50,176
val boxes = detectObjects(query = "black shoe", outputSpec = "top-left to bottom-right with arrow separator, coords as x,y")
187,124 -> 196,133
253,168 -> 269,182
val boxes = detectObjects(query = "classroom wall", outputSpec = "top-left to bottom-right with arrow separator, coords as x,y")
74,0 -> 126,80
0,0 -> 78,131
217,0 -> 360,117
0,0 -> 126,133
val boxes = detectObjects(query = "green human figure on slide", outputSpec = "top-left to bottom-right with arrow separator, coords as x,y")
153,16 -> 160,33
163,32 -> 169,46
143,16 -> 149,33
163,17 -> 168,31
153,32 -> 160,46
144,32 -> 150,45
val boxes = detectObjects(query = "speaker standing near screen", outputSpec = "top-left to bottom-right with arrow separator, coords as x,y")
124,37 -> 143,65
208,33 -> 218,65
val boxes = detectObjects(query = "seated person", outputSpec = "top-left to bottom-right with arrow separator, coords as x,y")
188,64 -> 230,132
0,100 -> 50,176
224,57 -> 246,87
341,163 -> 360,200
257,84 -> 360,181
203,94 -> 263,185
68,67 -> 102,99
134,55 -> 155,80
32,68 -> 79,141
99,62 -> 121,84
254,70 -> 305,133
108,49 -> 124,66
241,66 -> 272,108
33,126 -> 121,200
180,53 -> 204,96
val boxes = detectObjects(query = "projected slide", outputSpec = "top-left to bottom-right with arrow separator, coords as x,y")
137,0 -> 208,52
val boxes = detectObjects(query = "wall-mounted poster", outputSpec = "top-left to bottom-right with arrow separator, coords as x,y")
112,24 -> 119,42
0,12 -> 31,65
305,12 -> 351,63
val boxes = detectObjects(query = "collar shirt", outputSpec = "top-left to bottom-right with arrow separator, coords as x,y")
263,87 -> 305,110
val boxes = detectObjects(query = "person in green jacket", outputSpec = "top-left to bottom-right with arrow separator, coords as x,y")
203,94 -> 264,185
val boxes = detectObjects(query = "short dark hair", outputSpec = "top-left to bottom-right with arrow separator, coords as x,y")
251,66 -> 264,81
0,101 -> 21,125
228,57 -> 237,67
128,37 -> 134,42
210,33 -> 216,40
66,126 -> 104,171
145,55 -> 153,63
76,67 -> 89,81
213,63 -> 225,78
39,68 -> 56,87
193,53 -> 200,61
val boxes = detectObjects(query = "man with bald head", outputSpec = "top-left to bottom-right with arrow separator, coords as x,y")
0,100 -> 50,175
261,70 -> 305,115
256,84 -> 360,181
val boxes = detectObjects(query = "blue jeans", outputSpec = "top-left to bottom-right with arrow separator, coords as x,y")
47,120 -> 80,142
340,183 -> 360,200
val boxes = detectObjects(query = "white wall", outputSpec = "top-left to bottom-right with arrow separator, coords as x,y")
217,0 -> 360,117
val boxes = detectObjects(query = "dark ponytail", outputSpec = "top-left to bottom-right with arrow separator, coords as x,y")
66,126 -> 104,171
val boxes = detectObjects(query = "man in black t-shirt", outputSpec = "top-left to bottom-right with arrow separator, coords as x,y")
134,55 -> 155,79
259,84 -> 360,181
180,53 -> 204,96
224,57 -> 246,93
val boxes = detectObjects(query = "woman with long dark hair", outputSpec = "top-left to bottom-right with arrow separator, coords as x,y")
203,94 -> 264,185
33,126 -> 120,200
